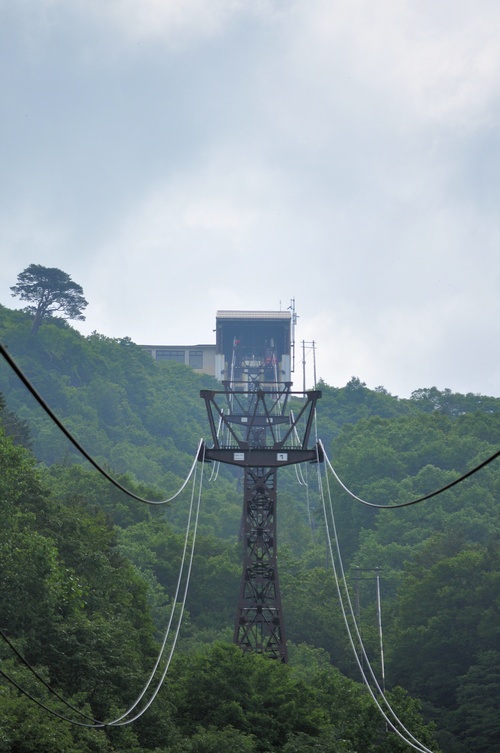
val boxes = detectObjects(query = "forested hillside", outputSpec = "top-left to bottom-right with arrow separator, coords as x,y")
1,304 -> 499,752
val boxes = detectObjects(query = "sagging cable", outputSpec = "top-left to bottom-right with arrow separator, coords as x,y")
0,340 -> 201,505
0,452 -> 204,728
317,452 -> 434,752
320,439 -> 500,509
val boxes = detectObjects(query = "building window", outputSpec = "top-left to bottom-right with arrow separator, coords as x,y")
189,350 -> 203,369
155,349 -> 185,364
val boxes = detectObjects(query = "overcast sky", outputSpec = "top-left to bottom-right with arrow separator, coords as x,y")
1,0 -> 500,398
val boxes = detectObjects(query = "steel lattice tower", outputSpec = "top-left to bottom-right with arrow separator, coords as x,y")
236,466 -> 284,658
199,310 -> 321,662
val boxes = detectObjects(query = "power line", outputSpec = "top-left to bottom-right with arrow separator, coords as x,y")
0,340 -> 201,505
320,439 -> 500,509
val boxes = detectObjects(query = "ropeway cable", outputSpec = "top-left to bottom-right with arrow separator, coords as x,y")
208,413 -> 223,482
290,411 -> 307,486
0,629 -> 103,724
322,472 -> 432,753
318,491 -> 434,751
0,456 -> 203,727
0,451 -> 205,728
288,414 -> 316,537
104,450 -> 203,725
306,408 -> 320,540
317,449 -> 435,753
306,464 -> 318,542
108,448 -> 205,726
208,460 -> 221,483
0,454 -> 204,728
294,462 -> 306,486
320,439 -> 500,509
0,668 -> 108,728
289,409 -> 318,539
0,340 -> 201,505
319,454 -> 434,752
288,410 -> 317,539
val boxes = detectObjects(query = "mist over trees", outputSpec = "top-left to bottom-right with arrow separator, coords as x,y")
1,303 -> 499,752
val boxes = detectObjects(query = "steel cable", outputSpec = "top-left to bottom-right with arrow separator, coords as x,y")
318,450 -> 432,753
320,439 -> 500,509
208,413 -> 223,482
0,340 -> 201,505
108,449 -> 204,726
319,507 -> 433,749
317,448 -> 434,752
0,629 -> 104,723
0,669 -> 107,728
0,452 -> 205,728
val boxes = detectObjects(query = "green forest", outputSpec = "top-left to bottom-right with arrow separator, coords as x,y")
1,302 -> 499,753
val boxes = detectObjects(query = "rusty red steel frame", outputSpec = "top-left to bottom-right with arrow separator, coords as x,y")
199,384 -> 322,662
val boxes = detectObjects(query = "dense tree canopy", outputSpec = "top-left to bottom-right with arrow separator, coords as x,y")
0,418 -> 440,752
1,301 -> 499,751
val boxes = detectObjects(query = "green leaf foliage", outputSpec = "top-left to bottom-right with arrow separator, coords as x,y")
1,302 -> 499,751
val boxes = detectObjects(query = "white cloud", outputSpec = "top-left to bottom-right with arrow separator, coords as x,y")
2,0 -> 500,398
283,0 -> 500,128
56,0 -> 285,51
85,0 -> 242,43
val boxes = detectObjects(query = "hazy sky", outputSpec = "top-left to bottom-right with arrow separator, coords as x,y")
1,0 -> 500,397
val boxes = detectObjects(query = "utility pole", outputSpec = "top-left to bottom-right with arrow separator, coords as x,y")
352,566 -> 385,687
375,568 -> 386,693
301,340 -> 317,392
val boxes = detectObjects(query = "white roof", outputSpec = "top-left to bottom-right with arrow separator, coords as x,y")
216,310 -> 291,320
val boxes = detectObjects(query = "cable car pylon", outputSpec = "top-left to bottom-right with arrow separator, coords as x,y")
199,309 -> 322,661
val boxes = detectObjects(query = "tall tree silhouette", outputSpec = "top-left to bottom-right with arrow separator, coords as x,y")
11,264 -> 88,334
